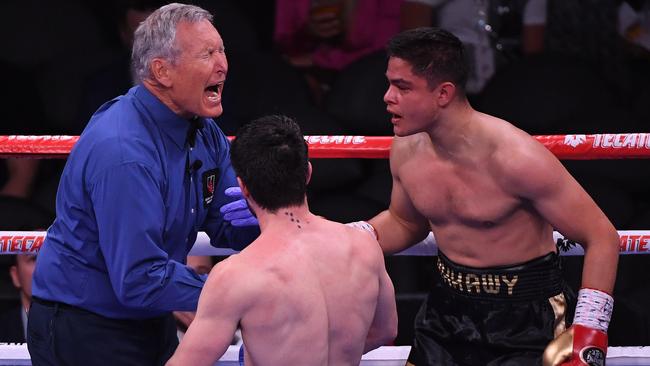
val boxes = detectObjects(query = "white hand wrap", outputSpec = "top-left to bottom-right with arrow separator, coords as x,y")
573,288 -> 614,333
346,221 -> 378,240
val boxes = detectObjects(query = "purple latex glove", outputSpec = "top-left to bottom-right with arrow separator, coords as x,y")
220,187 -> 259,227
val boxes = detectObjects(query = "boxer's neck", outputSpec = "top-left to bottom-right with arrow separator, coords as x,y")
256,202 -> 313,232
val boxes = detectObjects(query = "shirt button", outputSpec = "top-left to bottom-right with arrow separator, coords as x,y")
191,208 -> 195,214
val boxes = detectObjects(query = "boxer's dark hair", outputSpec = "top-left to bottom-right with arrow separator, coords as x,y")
387,27 -> 468,96
231,115 -> 309,212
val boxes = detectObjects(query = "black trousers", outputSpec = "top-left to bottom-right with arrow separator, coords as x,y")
27,298 -> 178,366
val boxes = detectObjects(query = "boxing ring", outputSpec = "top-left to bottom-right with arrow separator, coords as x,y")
1,133 -> 650,365
0,344 -> 647,365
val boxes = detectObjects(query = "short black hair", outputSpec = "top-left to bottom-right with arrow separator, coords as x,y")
230,115 -> 309,212
387,27 -> 469,94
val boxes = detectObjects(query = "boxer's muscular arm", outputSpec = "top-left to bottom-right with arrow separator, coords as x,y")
369,138 -> 430,254
166,260 -> 247,366
364,246 -> 398,353
502,137 -> 617,364
370,181 -> 430,254
503,139 -> 619,293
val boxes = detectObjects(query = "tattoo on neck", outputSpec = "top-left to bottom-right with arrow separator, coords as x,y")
285,211 -> 302,229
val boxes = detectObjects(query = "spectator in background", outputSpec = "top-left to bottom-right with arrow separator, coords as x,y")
619,0 -> 650,52
76,0 -> 165,134
274,0 -> 403,104
544,0 -> 650,106
0,61 -> 52,203
544,0 -> 621,67
1,160 -> 40,199
0,254 -> 37,343
400,0 -> 546,98
0,191 -> 53,345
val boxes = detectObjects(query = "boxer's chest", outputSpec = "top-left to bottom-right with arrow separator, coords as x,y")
399,156 -> 521,227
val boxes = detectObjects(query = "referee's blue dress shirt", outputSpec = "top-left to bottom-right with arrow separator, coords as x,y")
32,85 -> 259,319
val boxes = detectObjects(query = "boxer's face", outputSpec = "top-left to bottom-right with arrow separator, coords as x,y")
384,57 -> 439,137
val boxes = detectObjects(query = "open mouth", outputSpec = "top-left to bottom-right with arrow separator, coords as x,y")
389,111 -> 402,123
205,81 -> 224,103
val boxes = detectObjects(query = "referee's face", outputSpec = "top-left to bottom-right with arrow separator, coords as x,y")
166,19 -> 228,119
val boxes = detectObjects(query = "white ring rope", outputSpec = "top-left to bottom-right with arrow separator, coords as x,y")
1,230 -> 649,256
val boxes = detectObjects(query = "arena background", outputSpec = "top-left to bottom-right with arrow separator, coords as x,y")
1,0 -> 649,348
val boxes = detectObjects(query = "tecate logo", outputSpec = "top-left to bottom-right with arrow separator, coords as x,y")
564,135 -> 587,147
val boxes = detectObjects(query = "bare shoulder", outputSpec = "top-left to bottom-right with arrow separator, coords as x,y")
390,133 -> 432,171
343,222 -> 385,265
203,251 -> 263,301
203,255 -> 241,291
484,114 -> 565,195
391,132 -> 431,156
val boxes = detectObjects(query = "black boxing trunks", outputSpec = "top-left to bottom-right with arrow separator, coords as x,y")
407,251 -> 576,366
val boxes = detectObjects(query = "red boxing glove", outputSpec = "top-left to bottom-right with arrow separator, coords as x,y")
543,324 -> 608,366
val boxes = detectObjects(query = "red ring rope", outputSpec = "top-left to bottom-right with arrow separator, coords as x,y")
1,133 -> 650,159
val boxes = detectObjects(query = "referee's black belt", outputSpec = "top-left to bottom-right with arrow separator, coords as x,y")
32,296 -> 89,313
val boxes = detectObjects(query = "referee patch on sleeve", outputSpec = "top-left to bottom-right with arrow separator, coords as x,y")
202,168 -> 219,208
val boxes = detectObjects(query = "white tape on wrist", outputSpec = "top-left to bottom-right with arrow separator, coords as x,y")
346,221 -> 378,240
573,288 -> 614,333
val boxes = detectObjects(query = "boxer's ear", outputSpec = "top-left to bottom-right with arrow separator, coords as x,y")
437,81 -> 457,107
306,162 -> 312,185
236,177 -> 250,199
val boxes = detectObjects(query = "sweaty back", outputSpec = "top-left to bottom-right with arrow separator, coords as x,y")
240,219 -> 382,366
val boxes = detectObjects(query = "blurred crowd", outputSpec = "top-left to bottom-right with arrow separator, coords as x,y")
1,0 -> 649,347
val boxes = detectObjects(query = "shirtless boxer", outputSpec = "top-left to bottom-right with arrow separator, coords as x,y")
350,27 -> 620,365
166,115 -> 398,366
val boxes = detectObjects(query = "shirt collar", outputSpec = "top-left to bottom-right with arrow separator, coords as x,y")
132,85 -> 205,150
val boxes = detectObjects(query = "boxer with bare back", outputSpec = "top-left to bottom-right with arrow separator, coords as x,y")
166,115 -> 398,366
349,28 -> 620,365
